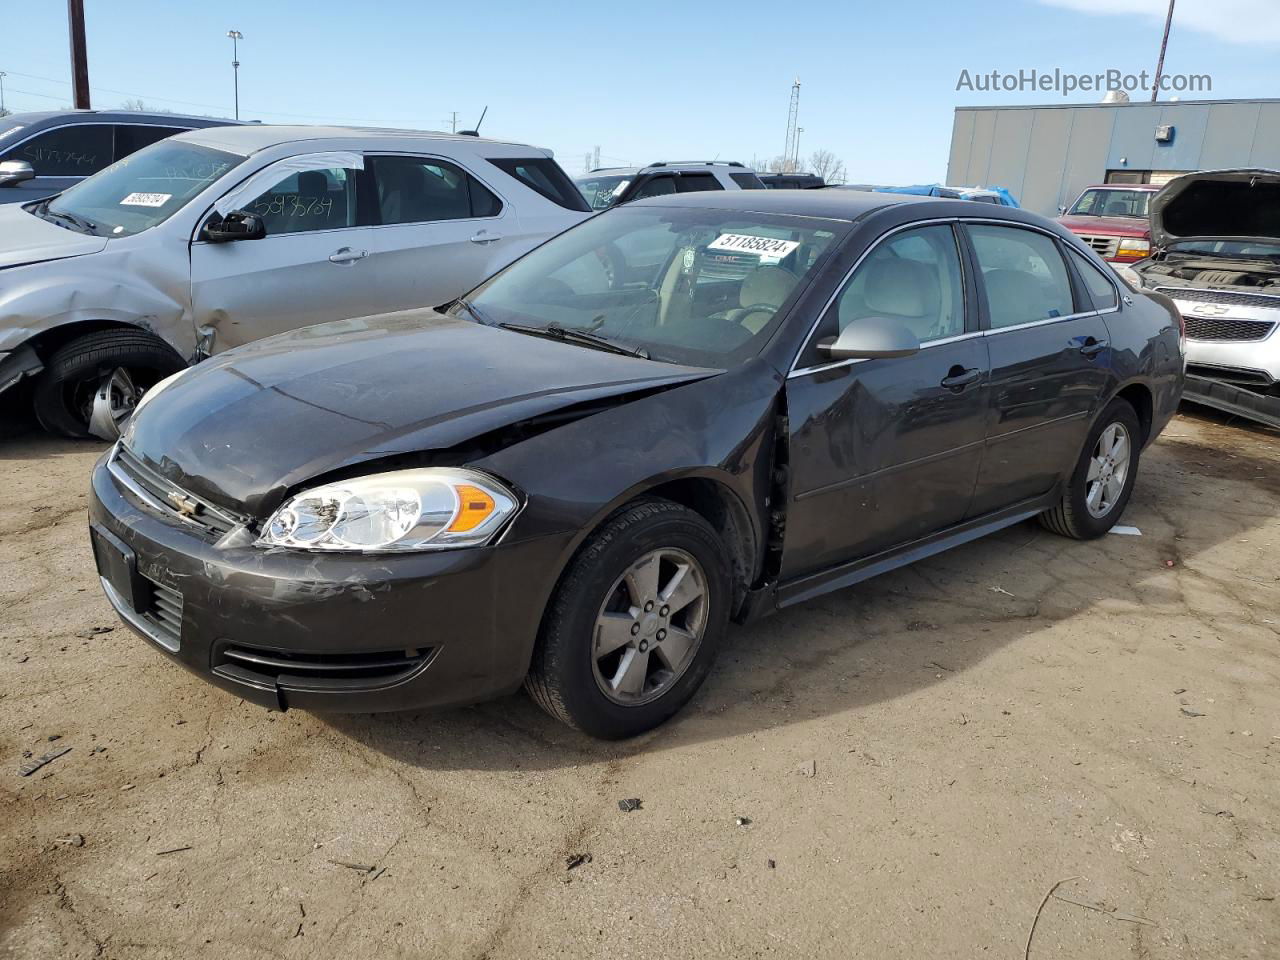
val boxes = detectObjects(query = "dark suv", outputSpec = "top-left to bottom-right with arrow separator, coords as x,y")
0,110 -> 240,204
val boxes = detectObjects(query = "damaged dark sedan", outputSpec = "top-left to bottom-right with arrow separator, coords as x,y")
89,190 -> 1184,738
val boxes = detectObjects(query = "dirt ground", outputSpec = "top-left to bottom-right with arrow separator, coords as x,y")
1,408 -> 1277,959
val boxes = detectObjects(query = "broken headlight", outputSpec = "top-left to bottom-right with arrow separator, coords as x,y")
257,468 -> 519,552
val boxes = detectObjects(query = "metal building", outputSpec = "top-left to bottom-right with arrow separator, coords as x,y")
947,98 -> 1280,217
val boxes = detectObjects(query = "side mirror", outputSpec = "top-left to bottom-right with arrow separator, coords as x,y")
0,160 -> 35,188
201,209 -> 266,242
1057,204 -> 1068,215
818,316 -> 921,361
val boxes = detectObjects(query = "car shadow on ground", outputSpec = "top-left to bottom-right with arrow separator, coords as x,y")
325,422 -> 1279,772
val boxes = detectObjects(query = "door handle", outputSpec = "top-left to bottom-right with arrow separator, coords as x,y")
940,366 -> 982,390
328,247 -> 368,264
469,232 -> 503,245
1078,336 -> 1109,358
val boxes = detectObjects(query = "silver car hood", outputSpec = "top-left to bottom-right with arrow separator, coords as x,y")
0,203 -> 109,269
1150,168 -> 1280,250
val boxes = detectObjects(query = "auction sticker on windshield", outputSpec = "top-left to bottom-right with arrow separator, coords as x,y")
119,192 -> 172,207
708,234 -> 800,262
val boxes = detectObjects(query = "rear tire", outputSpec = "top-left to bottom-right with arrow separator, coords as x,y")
525,499 -> 730,739
1040,398 -> 1141,540
31,330 -> 185,439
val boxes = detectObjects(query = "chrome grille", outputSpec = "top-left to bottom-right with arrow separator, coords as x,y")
142,576 -> 183,647
110,446 -> 244,538
1077,235 -> 1120,259
1182,316 -> 1277,342
1156,287 -> 1280,310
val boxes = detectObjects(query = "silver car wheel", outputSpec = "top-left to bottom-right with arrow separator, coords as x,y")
1085,421 -> 1131,519
592,548 -> 709,706
87,367 -> 141,442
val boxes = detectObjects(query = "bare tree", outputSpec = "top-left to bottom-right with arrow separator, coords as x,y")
767,155 -> 799,174
808,149 -> 847,184
119,98 -> 173,113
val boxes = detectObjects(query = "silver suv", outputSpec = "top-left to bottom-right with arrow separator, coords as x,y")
574,161 -> 764,211
0,125 -> 591,438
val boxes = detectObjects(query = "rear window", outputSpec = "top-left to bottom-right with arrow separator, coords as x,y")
488,157 -> 590,212
730,172 -> 766,190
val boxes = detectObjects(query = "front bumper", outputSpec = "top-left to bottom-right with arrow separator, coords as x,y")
88,451 -> 572,713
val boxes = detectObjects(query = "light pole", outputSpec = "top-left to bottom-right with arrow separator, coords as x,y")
1151,0 -> 1175,103
226,30 -> 243,120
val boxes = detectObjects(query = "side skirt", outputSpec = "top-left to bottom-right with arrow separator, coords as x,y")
740,492 -> 1059,620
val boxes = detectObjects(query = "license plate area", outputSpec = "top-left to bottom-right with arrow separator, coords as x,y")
90,524 -> 150,613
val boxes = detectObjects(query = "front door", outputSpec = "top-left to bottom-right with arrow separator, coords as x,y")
961,223 -> 1115,516
782,223 -> 990,579
190,158 -> 375,351
364,155 -> 514,310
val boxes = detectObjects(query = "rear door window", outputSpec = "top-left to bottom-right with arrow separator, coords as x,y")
967,224 -> 1077,329
631,175 -> 677,200
730,172 -> 766,189
371,155 -> 502,223
676,173 -> 724,194
3,123 -> 113,177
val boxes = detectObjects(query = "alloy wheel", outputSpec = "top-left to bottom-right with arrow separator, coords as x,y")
592,548 -> 709,706
1085,421 -> 1131,518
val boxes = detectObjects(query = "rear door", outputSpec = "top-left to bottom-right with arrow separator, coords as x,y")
781,223 -> 990,578
962,222 -> 1114,516
364,154 -> 512,310
190,156 -> 375,350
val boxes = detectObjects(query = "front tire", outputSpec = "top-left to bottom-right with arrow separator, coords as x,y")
32,330 -> 185,439
1040,398 -> 1142,539
525,499 -> 730,739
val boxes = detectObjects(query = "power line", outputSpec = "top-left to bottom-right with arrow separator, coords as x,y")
0,67 -> 400,124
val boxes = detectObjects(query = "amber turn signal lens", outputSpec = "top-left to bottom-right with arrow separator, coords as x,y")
447,484 -> 497,533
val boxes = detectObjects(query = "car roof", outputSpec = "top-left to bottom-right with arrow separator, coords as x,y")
581,161 -> 753,178
1084,183 -> 1160,191
174,124 -> 549,156
1,109 -> 238,127
626,187 -> 933,221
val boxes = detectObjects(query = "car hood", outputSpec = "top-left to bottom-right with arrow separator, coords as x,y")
123,310 -> 719,518
1150,168 -> 1280,249
0,203 -> 109,268
1057,214 -> 1149,238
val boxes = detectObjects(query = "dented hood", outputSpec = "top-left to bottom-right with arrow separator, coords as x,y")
1151,168 -> 1280,250
123,310 -> 717,517
0,203 -> 109,268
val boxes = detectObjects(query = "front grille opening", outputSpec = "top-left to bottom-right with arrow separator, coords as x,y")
212,644 -> 433,689
142,576 -> 183,648
1183,316 -> 1277,343
1186,363 -> 1275,387
1157,287 -> 1280,310
113,447 -> 242,539
1079,235 -> 1120,259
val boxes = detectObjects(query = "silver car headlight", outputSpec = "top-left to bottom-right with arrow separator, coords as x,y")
257,468 -> 519,553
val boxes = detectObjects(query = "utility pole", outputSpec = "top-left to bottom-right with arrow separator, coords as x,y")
1151,0 -> 1175,103
0,72 -> 7,115
447,111 -> 458,133
227,30 -> 243,120
795,127 -> 804,172
67,0 -> 90,109
783,78 -> 800,174
593,145 -> 601,169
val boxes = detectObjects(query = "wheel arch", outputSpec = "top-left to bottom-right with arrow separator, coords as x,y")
1112,380 -> 1155,447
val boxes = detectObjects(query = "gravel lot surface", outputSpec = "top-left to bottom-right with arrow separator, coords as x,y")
1,410 -> 1277,959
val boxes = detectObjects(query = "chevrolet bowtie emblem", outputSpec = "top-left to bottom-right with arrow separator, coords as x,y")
166,491 -> 200,518
1190,303 -> 1230,316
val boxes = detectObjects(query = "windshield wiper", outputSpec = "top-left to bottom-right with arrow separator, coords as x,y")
454,297 -> 494,326
498,321 -> 651,360
36,200 -> 98,235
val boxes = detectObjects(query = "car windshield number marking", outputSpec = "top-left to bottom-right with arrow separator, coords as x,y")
119,192 -> 173,207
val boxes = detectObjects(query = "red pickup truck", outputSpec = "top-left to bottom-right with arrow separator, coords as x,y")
1056,184 -> 1159,263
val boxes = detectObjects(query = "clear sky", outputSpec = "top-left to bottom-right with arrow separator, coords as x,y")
2,0 -> 1276,184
